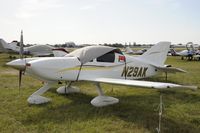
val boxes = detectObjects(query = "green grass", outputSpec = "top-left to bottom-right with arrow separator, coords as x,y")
0,53 -> 200,133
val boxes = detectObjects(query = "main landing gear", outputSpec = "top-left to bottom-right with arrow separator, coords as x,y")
57,81 -> 80,94
27,82 -> 118,107
91,83 -> 119,107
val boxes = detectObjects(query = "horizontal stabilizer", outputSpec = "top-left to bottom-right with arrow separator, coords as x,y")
155,66 -> 186,73
84,78 -> 197,90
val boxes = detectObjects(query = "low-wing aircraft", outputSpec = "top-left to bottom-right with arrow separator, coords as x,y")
0,33 -> 68,57
24,44 -> 55,57
6,33 -> 197,107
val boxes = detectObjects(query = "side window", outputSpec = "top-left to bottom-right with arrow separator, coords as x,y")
97,51 -> 115,63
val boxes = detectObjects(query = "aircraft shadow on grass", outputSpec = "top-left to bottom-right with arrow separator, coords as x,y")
21,88 -> 200,133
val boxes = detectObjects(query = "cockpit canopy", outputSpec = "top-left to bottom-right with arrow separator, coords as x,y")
65,46 -> 123,64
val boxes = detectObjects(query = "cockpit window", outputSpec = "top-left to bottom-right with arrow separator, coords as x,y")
97,51 -> 115,62
113,49 -> 123,54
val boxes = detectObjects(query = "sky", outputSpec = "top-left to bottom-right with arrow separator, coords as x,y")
0,0 -> 200,45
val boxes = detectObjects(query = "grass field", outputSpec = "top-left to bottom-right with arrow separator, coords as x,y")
0,53 -> 200,133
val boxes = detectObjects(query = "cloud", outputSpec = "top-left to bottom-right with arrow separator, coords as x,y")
79,0 -> 114,11
15,0 -> 63,19
144,0 -> 181,11
80,5 -> 96,10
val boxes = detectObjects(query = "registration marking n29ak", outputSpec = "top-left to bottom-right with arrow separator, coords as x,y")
121,66 -> 148,78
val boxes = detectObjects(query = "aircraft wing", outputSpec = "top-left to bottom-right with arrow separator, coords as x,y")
84,78 -> 197,90
194,55 -> 200,58
32,52 -> 53,57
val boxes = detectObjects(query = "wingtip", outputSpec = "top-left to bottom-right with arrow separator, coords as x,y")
176,68 -> 187,73
183,85 -> 198,91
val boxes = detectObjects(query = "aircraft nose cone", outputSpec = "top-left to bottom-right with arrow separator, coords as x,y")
6,59 -> 26,70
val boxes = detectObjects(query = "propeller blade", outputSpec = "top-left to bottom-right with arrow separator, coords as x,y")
20,30 -> 24,59
65,81 -> 67,94
19,70 -> 22,93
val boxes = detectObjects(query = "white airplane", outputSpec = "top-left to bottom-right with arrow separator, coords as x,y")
0,32 -> 68,57
170,42 -> 196,60
6,33 -> 197,107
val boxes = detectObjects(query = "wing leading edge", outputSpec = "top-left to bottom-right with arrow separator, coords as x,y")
84,78 -> 197,90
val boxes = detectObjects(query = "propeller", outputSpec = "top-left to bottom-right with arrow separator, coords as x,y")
19,30 -> 24,93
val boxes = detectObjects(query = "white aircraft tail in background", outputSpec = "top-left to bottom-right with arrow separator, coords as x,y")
0,39 -> 8,49
0,39 -> 6,52
125,47 -> 134,54
0,39 -> 19,53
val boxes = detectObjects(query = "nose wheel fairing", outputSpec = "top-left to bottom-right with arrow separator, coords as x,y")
27,82 -> 53,104
27,82 -> 80,105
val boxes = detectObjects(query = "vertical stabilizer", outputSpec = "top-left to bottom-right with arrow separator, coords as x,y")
139,42 -> 171,66
125,47 -> 134,54
0,39 -> 9,49
0,39 -> 6,52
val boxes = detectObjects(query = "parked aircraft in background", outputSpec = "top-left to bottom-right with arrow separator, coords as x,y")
24,44 -> 55,57
52,48 -> 69,57
0,32 -> 68,57
7,34 -> 197,107
125,47 -> 147,55
169,42 -> 200,60
0,39 -> 19,53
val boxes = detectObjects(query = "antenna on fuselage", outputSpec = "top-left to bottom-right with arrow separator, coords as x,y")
156,93 -> 164,133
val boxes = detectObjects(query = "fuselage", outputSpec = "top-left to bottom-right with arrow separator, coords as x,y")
178,50 -> 195,56
25,53 -> 157,82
